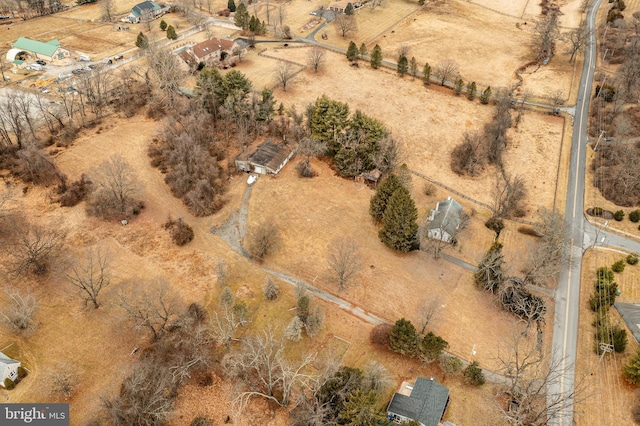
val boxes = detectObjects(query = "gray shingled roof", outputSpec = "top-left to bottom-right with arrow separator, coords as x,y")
248,141 -> 291,173
615,302 -> 640,343
387,378 -> 449,426
428,198 -> 463,236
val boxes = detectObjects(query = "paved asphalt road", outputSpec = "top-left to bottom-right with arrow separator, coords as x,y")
548,0 -> 603,424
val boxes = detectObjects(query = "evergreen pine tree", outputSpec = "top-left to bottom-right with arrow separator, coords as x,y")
166,25 -> 177,40
159,19 -> 167,31
410,56 -> 417,77
480,86 -> 492,104
464,361 -> 486,385
369,174 -> 402,222
228,0 -> 236,12
346,41 -> 359,61
454,78 -> 464,95
135,31 -> 149,49
423,62 -> 431,85
418,332 -> 449,362
249,15 -> 258,32
467,81 -> 477,100
359,42 -> 368,58
370,44 -> 382,69
379,186 -> 419,252
234,2 -> 249,29
397,54 -> 408,76
625,349 -> 640,385
388,318 -> 418,356
344,2 -> 354,15
338,389 -> 387,426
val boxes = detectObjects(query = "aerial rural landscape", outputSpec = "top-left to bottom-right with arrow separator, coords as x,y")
0,0 -> 640,424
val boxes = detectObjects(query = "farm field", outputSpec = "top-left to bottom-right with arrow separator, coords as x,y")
240,46 -> 567,219
574,250 -> 640,426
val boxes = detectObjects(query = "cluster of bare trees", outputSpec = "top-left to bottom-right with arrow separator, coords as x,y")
523,208 -> 570,286
0,0 -> 65,19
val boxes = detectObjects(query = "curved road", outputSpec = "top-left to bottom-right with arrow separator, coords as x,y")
548,0 -> 603,424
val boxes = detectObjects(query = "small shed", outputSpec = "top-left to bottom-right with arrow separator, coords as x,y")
387,377 -> 450,426
235,141 -> 295,175
427,196 -> 463,243
0,351 -> 20,386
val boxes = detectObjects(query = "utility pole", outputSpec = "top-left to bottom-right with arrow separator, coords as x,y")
593,130 -> 605,151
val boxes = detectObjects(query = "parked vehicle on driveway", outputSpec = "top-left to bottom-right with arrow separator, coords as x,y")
35,59 -> 46,66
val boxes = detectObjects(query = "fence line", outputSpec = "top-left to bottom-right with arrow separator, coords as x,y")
409,169 -> 538,227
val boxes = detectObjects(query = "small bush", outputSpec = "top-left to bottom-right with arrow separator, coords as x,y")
612,260 -> 626,273
629,210 -> 640,223
614,210 -> 625,221
423,183 -> 435,196
485,217 -> 504,234
627,254 -> 639,265
296,161 -> 316,178
592,207 -> 604,216
370,323 -> 392,347
190,417 -> 211,426
17,366 -> 28,379
4,378 -> 15,390
440,355 -> 463,375
58,174 -> 92,207
517,226 -> 541,237
164,217 -> 194,246
262,276 -> 280,301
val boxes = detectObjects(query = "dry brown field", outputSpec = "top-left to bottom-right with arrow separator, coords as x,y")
574,250 -> 640,426
236,46 -> 566,219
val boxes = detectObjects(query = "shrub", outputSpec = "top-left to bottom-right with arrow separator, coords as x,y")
440,355 -> 463,375
190,417 -> 211,426
296,161 -> 316,178
164,217 -> 194,246
612,260 -> 626,273
4,378 -> 15,390
17,366 -> 28,379
614,210 -> 625,221
517,226 -> 541,237
627,254 -> 639,265
262,276 -> 280,301
464,361 -> 486,386
423,183 -> 435,196
370,323 -> 392,347
630,210 -> 640,223
58,174 -> 92,207
592,207 -> 604,216
485,217 -> 504,234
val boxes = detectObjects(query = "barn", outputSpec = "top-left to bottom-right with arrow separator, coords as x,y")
235,141 -> 295,175
9,37 -> 70,62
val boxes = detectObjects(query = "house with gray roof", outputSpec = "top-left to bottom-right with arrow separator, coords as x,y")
0,351 -> 20,387
427,197 -> 463,243
387,377 -> 450,426
615,302 -> 640,343
235,140 -> 295,175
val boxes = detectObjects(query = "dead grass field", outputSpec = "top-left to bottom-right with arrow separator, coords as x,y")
58,0 -> 141,20
237,46 -> 565,218
574,250 -> 640,426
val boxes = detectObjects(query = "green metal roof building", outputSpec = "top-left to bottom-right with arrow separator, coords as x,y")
11,37 -> 70,61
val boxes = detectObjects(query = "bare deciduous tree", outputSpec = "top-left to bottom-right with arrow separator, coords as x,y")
145,43 -> 187,107
417,297 -> 442,334
564,20 -> 589,63
434,59 -> 459,86
48,364 -> 77,400
224,328 -> 316,412
247,221 -> 279,260
496,334 -> 582,426
66,246 -> 111,309
334,14 -> 357,38
275,60 -> 295,92
523,208 -> 570,286
307,46 -> 326,73
296,137 -> 326,177
451,131 -> 485,176
101,0 -> 114,21
87,155 -> 142,220
532,10 -> 560,62
8,222 -> 65,276
493,173 -> 527,219
117,278 -> 181,341
1,286 -> 37,332
327,237 -> 362,291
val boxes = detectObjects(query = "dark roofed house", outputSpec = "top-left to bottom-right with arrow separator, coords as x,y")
235,140 -> 295,175
427,196 -> 463,243
615,302 -> 640,343
387,377 -> 450,426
